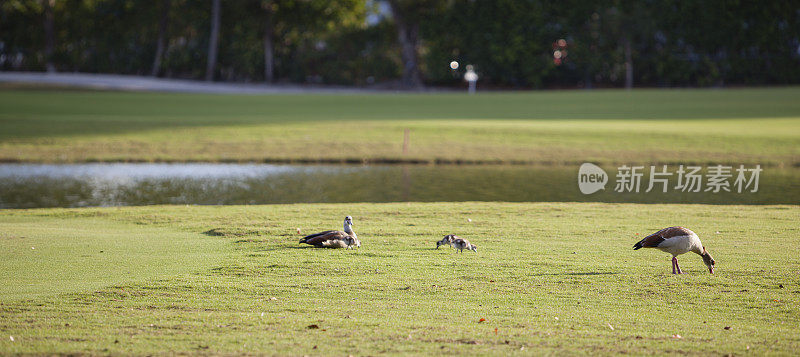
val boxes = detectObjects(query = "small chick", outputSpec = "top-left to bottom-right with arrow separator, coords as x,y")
452,238 -> 477,253
436,234 -> 459,249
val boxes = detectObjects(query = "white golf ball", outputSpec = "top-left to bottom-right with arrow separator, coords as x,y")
449,61 -> 459,70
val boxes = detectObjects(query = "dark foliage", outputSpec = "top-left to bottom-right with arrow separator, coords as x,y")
1,0 -> 798,87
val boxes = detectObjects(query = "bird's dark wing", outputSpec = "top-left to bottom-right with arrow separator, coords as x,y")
300,230 -> 348,246
300,230 -> 335,243
633,226 -> 693,249
659,226 -> 694,238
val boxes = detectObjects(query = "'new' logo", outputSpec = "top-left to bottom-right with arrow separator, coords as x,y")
578,163 -> 608,194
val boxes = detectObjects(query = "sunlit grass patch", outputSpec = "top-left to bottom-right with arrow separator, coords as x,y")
1,88 -> 798,165
0,202 -> 798,354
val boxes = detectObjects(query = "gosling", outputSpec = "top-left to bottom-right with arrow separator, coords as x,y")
452,238 -> 477,253
436,234 -> 459,249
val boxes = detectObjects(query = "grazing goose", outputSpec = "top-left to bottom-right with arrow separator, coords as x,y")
436,234 -> 459,249
299,216 -> 360,249
633,226 -> 715,274
452,238 -> 477,253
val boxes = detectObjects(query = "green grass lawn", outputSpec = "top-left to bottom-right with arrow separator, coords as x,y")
1,88 -> 799,165
0,216 -> 228,300
1,203 -> 798,355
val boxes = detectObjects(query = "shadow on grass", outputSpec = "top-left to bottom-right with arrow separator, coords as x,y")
530,272 -> 619,276
255,245 -> 309,252
202,229 -> 225,236
4,87 -> 800,141
254,244 -> 371,252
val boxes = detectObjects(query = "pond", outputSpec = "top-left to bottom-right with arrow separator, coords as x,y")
0,163 -> 798,208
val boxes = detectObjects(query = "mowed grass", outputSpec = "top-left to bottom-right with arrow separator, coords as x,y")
1,88 -> 799,165
0,216 -> 228,300
0,203 -> 798,355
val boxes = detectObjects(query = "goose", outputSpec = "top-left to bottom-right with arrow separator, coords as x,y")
633,226 -> 715,274
299,216 -> 360,249
436,234 -> 458,249
452,238 -> 477,253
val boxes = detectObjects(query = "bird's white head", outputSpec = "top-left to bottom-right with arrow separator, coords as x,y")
343,216 -> 355,235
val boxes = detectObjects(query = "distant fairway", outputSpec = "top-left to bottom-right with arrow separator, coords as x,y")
1,87 -> 798,165
0,203 -> 798,354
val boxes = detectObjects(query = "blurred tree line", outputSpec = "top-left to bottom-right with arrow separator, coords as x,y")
1,0 -> 798,88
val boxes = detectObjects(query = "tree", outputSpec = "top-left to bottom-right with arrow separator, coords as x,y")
262,1 -> 275,83
205,0 -> 221,81
42,0 -> 55,72
422,0 -> 553,88
151,0 -> 170,77
245,0 -> 365,83
3,0 -> 799,87
610,2 -> 650,89
386,0 -> 426,88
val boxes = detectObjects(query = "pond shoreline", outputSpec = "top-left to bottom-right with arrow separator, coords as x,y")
1,162 -> 797,208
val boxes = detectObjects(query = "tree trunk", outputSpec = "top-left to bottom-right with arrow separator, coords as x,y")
42,0 -> 55,73
205,0 -> 221,81
624,36 -> 633,89
151,0 -> 170,77
263,3 -> 274,83
387,0 -> 423,89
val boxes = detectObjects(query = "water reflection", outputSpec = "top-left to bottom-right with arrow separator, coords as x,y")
0,163 -> 797,208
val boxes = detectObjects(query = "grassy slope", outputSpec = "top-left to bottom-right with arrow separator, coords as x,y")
1,203 -> 798,355
1,88 -> 798,165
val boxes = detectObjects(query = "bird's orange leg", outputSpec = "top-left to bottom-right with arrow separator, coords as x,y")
671,257 -> 678,274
